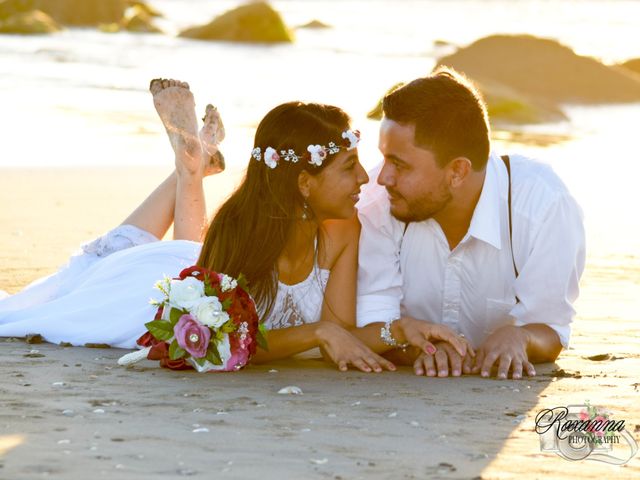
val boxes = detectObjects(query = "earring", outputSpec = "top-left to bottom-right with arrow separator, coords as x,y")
302,201 -> 309,220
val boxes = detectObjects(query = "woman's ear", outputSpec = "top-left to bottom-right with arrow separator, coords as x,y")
298,170 -> 312,198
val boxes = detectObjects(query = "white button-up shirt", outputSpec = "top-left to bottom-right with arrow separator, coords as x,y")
356,152 -> 585,348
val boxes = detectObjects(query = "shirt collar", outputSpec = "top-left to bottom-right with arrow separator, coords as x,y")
466,152 -> 505,250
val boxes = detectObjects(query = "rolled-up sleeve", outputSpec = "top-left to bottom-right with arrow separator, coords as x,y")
356,184 -> 405,327
511,193 -> 586,348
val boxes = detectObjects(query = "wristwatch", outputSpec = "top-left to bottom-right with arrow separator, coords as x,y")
380,318 -> 410,349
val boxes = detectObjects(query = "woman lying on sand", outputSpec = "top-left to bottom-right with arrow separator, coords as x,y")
0,79 -> 464,372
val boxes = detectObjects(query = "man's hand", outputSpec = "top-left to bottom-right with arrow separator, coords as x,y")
395,317 -> 472,358
316,322 -> 396,373
413,341 -> 474,377
471,325 -> 536,379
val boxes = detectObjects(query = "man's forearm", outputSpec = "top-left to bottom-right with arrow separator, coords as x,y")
521,324 -> 563,363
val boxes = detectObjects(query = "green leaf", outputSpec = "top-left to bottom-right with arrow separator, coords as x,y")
168,340 -> 186,360
221,321 -> 236,333
144,320 -> 174,341
206,343 -> 223,365
221,298 -> 232,310
169,307 -> 185,325
236,273 -> 248,291
257,323 -> 269,351
194,357 -> 207,367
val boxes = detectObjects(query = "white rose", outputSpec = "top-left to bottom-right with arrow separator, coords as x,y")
168,277 -> 204,310
194,296 -> 229,328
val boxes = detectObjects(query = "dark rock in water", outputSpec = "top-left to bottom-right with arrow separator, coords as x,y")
366,78 -> 565,125
25,333 -> 43,344
478,79 -> 567,124
84,343 -> 111,349
24,0 -> 127,26
126,0 -> 162,18
179,1 -> 293,43
437,34 -> 640,104
297,19 -> 331,29
434,39 -> 454,47
0,9 -> 61,33
367,82 -> 406,120
619,58 -> 640,75
122,4 -> 161,33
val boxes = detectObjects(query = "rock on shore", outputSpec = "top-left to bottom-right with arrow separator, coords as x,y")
179,1 -> 293,43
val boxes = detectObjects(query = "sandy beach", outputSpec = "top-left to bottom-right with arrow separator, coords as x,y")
0,167 -> 638,479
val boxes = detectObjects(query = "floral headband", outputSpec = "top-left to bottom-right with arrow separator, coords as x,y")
251,129 -> 360,169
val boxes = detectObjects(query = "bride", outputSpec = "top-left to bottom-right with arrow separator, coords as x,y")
0,79 -> 461,372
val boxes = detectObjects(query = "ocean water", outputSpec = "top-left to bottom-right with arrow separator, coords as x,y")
1,0 -> 639,271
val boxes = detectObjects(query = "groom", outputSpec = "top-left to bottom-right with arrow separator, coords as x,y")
355,67 -> 585,379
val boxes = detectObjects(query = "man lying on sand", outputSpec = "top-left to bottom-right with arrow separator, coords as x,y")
353,67 -> 586,379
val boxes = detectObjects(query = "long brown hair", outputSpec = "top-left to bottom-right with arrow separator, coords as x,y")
197,101 -> 351,318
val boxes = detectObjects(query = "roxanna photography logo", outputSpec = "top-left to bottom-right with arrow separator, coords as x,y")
535,402 -> 638,464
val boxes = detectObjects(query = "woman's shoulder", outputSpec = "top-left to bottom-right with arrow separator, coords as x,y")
318,215 -> 360,268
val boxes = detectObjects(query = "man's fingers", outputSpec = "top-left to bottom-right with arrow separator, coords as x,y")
471,350 -> 485,374
496,354 -> 512,380
445,345 -> 463,377
338,360 -> 348,372
423,353 -> 437,376
524,361 -> 536,377
511,359 -> 523,380
481,351 -> 499,377
462,354 -> 473,375
435,349 -> 449,377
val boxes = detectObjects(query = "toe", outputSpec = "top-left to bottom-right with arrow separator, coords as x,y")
149,78 -> 162,94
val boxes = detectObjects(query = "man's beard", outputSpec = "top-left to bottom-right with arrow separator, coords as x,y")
387,185 -> 452,223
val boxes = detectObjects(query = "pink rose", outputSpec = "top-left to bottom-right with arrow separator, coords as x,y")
579,411 -> 589,421
174,314 -> 211,359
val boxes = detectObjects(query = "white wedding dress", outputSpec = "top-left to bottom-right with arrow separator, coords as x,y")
0,225 -> 329,348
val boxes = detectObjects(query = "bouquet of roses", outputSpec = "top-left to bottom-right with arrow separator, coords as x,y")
118,265 -> 266,372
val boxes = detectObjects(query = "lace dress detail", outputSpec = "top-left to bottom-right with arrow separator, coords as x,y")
264,265 -> 330,330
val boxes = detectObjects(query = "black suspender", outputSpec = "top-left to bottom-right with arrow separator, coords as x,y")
501,155 -> 521,304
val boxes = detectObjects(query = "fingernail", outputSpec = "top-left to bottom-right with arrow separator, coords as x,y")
438,370 -> 447,377
426,346 -> 436,354
513,374 -> 521,379
481,371 -> 489,378
453,370 -> 460,376
498,373 -> 506,379
415,369 -> 423,375
427,369 -> 436,376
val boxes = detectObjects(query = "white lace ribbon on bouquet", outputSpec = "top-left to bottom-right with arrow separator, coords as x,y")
118,347 -> 151,366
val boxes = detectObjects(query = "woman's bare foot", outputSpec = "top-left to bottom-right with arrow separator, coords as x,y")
200,104 -> 226,176
150,78 -> 202,176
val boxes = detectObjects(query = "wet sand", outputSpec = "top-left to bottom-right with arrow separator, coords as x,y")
0,167 -> 638,479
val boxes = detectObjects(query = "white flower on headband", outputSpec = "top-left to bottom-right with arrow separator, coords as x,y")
307,145 -> 327,167
342,130 -> 360,150
264,147 -> 279,169
251,147 -> 262,161
281,149 -> 299,163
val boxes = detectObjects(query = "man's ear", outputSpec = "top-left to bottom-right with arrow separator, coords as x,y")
448,157 -> 473,188
298,169 -> 312,198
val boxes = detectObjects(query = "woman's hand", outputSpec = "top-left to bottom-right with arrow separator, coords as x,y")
316,322 -> 396,373
395,316 -> 473,358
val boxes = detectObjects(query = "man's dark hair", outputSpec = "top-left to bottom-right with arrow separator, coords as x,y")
382,66 -> 490,171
